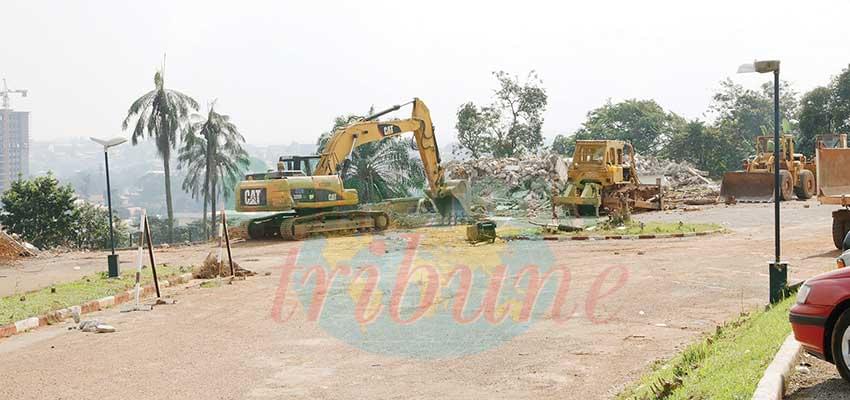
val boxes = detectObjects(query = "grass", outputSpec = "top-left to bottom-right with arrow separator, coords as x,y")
617,296 -> 794,400
500,221 -> 723,240
0,265 -> 185,326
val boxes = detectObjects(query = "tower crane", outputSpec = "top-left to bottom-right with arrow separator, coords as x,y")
1,79 -> 27,109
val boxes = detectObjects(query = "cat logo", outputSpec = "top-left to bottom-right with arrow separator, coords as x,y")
242,188 -> 266,206
378,124 -> 401,137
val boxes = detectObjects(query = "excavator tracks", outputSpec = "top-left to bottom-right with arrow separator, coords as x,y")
246,210 -> 390,241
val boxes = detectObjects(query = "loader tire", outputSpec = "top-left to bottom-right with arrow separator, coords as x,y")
833,211 -> 850,250
795,170 -> 815,200
779,170 -> 794,201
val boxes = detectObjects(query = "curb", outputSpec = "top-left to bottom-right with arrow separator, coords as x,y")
508,228 -> 726,242
752,334 -> 802,400
0,272 -> 194,340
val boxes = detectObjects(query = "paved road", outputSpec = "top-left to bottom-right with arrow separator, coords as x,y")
0,199 -> 842,399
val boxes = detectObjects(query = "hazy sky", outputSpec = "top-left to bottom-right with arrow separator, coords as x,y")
3,0 -> 849,146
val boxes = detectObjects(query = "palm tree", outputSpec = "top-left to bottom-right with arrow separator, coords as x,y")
123,70 -> 198,242
317,111 -> 425,203
342,138 -> 424,203
178,103 -> 249,238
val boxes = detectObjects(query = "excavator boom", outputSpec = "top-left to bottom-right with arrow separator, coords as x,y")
315,98 -> 469,219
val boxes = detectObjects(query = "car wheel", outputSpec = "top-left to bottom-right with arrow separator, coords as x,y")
830,308 -> 850,382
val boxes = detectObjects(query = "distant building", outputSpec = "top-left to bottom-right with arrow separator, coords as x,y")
0,108 -> 29,191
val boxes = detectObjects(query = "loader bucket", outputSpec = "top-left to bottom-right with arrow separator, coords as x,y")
431,179 -> 471,222
720,172 -> 775,202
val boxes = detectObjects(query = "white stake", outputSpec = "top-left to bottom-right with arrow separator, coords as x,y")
133,209 -> 146,307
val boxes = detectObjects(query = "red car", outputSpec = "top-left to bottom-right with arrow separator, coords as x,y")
790,267 -> 850,381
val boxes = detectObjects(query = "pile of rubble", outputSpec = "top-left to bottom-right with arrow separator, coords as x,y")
634,155 -> 720,202
0,230 -> 37,261
445,152 -> 721,215
445,154 -> 568,216
193,252 -> 255,279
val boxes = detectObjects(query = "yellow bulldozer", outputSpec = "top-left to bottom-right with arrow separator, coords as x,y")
720,135 -> 815,203
235,98 -> 469,240
552,140 -> 662,217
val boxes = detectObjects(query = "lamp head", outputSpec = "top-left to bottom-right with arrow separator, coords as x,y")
90,137 -> 128,149
738,60 -> 780,74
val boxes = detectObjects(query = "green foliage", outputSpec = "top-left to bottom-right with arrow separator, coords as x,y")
550,134 -> 573,156
798,86 -> 832,155
0,265 -> 183,325
572,99 -> 685,156
178,104 -> 249,239
455,71 -> 547,158
0,174 -> 78,249
317,108 -> 425,204
797,67 -> 850,156
123,69 -> 199,242
617,296 -> 794,400
709,78 -> 798,157
663,120 -> 739,177
72,202 -> 129,250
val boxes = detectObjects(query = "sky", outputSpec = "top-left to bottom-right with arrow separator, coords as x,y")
3,0 -> 850,146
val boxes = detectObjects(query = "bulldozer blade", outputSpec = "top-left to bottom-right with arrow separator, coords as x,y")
431,179 -> 471,221
720,172 -> 776,203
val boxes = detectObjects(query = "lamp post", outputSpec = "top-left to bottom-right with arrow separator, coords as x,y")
91,136 -> 127,278
737,59 -> 785,303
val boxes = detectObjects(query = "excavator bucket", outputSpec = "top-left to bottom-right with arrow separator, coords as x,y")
720,172 -> 776,202
431,179 -> 471,222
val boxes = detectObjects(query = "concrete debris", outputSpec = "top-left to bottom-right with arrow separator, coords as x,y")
634,155 -> 720,203
446,152 -> 720,215
77,320 -> 115,333
193,252 -> 255,279
445,153 -> 568,216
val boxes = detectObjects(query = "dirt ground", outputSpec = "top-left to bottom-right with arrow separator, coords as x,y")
786,353 -> 850,399
0,200 -> 842,399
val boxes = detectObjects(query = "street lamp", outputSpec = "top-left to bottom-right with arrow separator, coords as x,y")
737,59 -> 785,304
91,136 -> 127,278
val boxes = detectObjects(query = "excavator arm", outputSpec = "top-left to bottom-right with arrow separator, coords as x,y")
314,98 -> 469,219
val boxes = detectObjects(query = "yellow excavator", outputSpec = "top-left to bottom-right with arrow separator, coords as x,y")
235,98 -> 469,240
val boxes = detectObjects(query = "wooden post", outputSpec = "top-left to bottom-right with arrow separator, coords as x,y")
223,210 -> 235,277
144,215 -> 161,298
217,213 -> 224,278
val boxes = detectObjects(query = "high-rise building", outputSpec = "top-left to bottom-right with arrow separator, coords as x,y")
0,108 -> 29,192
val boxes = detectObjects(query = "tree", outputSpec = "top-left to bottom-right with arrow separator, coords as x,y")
829,66 -> 850,133
550,134 -> 573,156
455,71 -> 547,158
708,78 -> 798,144
663,119 -> 739,177
571,99 -> 685,156
0,174 -> 77,249
73,202 -> 129,250
316,110 -> 425,203
123,70 -> 199,242
178,103 -> 249,238
798,86 -> 833,155
797,67 -> 850,156
705,78 -> 799,170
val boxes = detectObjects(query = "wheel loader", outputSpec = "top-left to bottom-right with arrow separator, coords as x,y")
235,98 -> 470,240
812,134 -> 850,248
720,135 -> 815,203
552,140 -> 662,217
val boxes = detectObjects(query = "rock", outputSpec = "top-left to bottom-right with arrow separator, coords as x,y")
79,320 -> 100,332
95,324 -> 116,333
